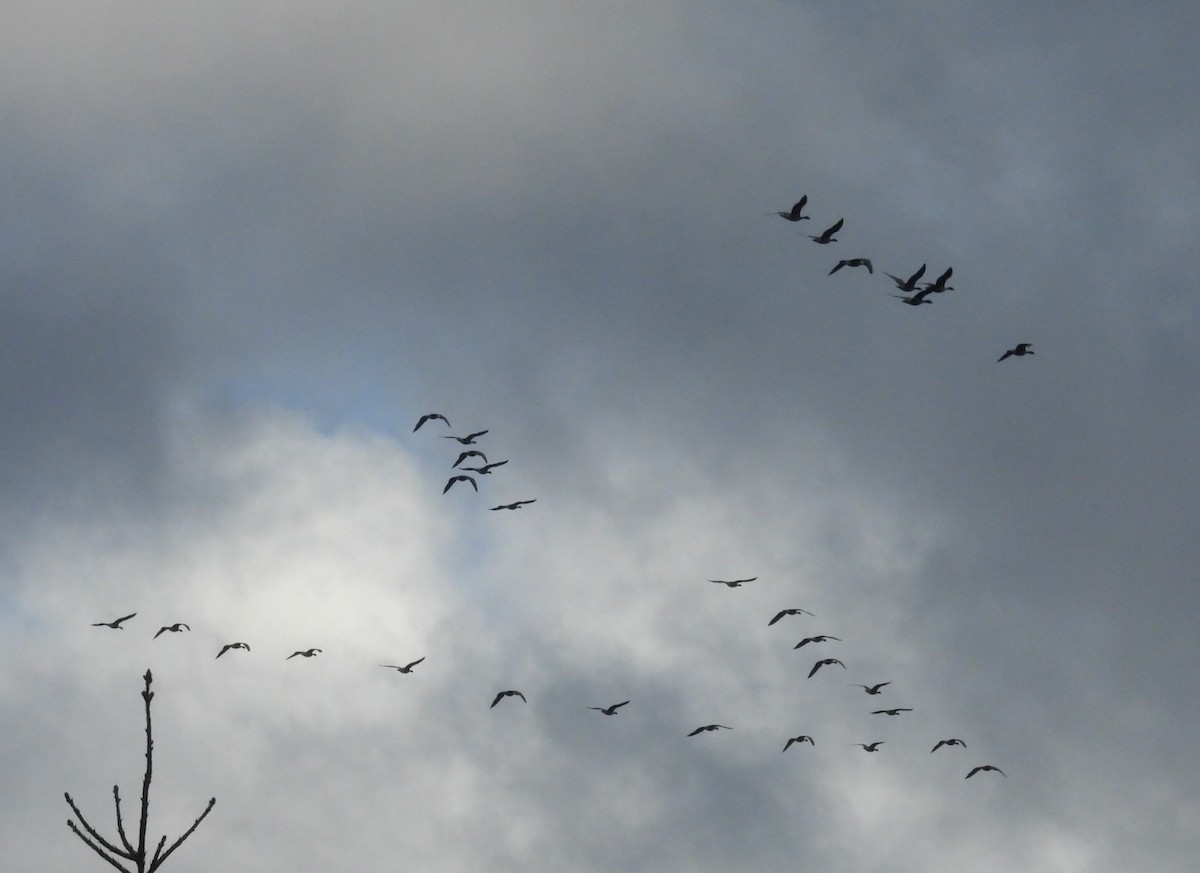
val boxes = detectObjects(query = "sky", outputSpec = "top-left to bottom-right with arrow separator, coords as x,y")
2,1 -> 1198,871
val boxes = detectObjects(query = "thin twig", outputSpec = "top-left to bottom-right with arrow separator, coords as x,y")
64,793 -> 131,860
66,819 -> 134,873
112,785 -> 136,856
148,798 -> 216,873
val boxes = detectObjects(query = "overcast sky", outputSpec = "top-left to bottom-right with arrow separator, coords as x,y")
2,2 -> 1198,871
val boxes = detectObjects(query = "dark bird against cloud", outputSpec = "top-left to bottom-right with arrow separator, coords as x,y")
587,701 -> 630,715
443,475 -> 478,494
380,658 -> 425,673
91,613 -> 136,629
412,413 -> 450,432
768,608 -> 815,625
783,735 -> 814,751
931,738 -> 967,753
850,682 -> 892,695
442,430 -> 488,445
807,658 -> 846,678
490,499 -> 536,510
710,577 -> 756,587
997,343 -> 1034,362
808,217 -> 844,244
286,648 -> 322,659
829,258 -> 873,275
965,765 -> 1006,779
885,263 -> 927,293
855,742 -> 885,752
452,450 -> 488,468
216,642 -> 250,659
775,195 -> 810,222
491,690 -> 527,708
871,708 -> 913,716
153,622 -> 190,639
793,635 -> 841,648
687,724 -> 732,736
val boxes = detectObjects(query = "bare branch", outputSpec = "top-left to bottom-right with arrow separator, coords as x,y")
64,792 -> 132,860
148,797 -> 216,873
67,819 -> 134,873
112,785 -> 136,856
138,669 -> 154,865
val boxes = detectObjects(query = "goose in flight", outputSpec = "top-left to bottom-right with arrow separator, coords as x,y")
829,258 -> 873,275
710,577 -> 756,588
460,460 -> 508,475
413,413 -> 450,432
808,218 -> 843,244
850,682 -> 891,695
287,648 -> 322,659
92,613 -> 137,629
931,738 -> 967,753
965,765 -> 1006,779
855,742 -> 884,752
997,343 -> 1033,362
452,450 -> 488,468
443,475 -> 478,494
894,285 -> 937,306
380,658 -> 425,673
775,196 -> 810,222
783,735 -> 815,751
793,635 -> 841,649
921,266 -> 954,293
216,642 -> 250,658
687,724 -> 732,736
871,708 -> 913,716
885,264 -> 926,292
769,608 -> 815,625
443,430 -> 488,445
490,499 -> 536,511
588,701 -> 630,716
491,689 -> 527,708
153,622 -> 190,639
807,658 -> 846,678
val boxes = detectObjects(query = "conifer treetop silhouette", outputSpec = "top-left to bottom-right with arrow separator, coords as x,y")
65,669 -> 215,873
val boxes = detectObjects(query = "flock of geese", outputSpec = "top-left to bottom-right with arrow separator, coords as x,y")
91,405 -> 1003,781
778,195 -> 1033,363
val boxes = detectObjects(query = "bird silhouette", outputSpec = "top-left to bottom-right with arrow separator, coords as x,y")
588,701 -> 630,715
807,658 -> 846,678
783,735 -> 815,751
965,765 -> 1006,779
452,450 -> 488,468
931,738 -> 967,753
829,258 -> 873,275
216,642 -> 250,659
794,635 -> 841,649
443,475 -> 478,494
775,196 -> 810,222
92,613 -> 137,629
381,658 -> 425,673
710,577 -> 756,587
287,648 -> 322,659
491,690 -> 526,708
687,724 -> 732,736
808,218 -> 843,244
997,343 -> 1034,362
413,413 -> 451,432
769,608 -> 815,625
871,708 -> 913,716
460,460 -> 508,475
894,285 -> 937,306
850,682 -> 892,695
442,430 -> 488,445
921,266 -> 954,293
855,742 -> 884,752
490,499 -> 536,511
153,622 -> 190,639
885,264 -> 926,292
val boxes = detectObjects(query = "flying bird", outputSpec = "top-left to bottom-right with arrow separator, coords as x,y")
588,701 -> 630,716
871,708 -> 913,716
460,460 -> 508,475
442,430 -> 488,445
921,266 -> 954,293
710,577 -> 756,588
894,285 -> 937,306
153,623 -> 190,639
793,635 -> 841,649
216,642 -> 250,658
287,648 -> 322,659
687,724 -> 732,736
769,608 -> 815,625
775,196 -> 810,222
490,499 -> 536,511
855,742 -> 885,752
808,218 -> 843,244
443,475 -> 478,494
491,690 -> 527,708
829,258 -> 873,275
92,613 -> 137,629
997,343 -> 1034,362
413,413 -> 450,432
380,658 -> 425,673
783,735 -> 815,751
850,682 -> 891,695
807,658 -> 846,678
931,738 -> 967,753
452,450 -> 488,468
885,264 -> 926,292
965,765 -> 1006,779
